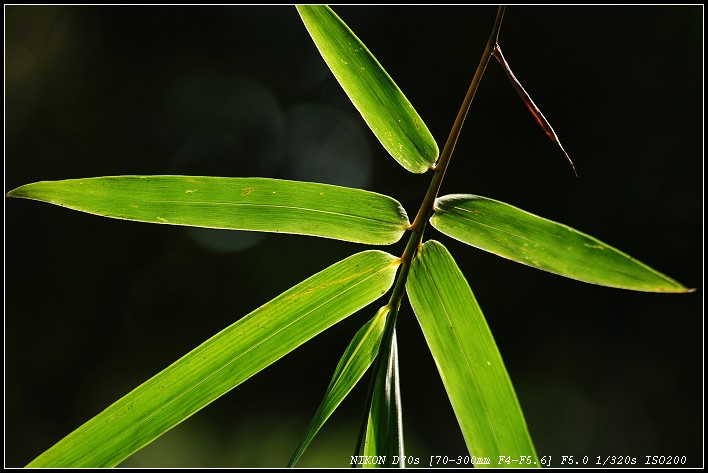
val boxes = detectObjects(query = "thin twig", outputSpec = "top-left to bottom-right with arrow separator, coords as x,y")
492,44 -> 578,176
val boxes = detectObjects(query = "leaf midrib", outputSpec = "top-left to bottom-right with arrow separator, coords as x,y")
137,200 -> 407,227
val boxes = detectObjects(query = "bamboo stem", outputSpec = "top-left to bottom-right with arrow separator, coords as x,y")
353,5 -> 507,462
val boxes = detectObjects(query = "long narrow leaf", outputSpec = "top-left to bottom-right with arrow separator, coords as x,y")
6,176 -> 410,245
432,194 -> 690,292
288,306 -> 389,467
297,5 -> 439,174
363,329 -> 403,468
407,240 -> 538,467
28,250 -> 400,468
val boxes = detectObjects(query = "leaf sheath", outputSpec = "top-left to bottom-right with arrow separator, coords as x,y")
363,329 -> 403,468
492,45 -> 577,176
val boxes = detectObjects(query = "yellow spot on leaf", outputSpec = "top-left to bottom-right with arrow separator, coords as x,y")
240,187 -> 255,196
156,217 -> 168,223
185,189 -> 197,194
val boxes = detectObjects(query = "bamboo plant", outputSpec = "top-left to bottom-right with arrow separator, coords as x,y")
6,5 -> 693,468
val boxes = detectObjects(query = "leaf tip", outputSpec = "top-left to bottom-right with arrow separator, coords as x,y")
667,284 -> 696,294
652,274 -> 694,294
6,185 -> 27,199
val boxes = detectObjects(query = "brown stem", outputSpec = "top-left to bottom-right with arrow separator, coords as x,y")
410,5 -> 506,232
353,5 -> 507,462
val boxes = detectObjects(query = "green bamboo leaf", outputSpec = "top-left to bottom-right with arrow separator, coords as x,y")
407,240 -> 538,467
431,194 -> 690,293
363,329 -> 403,468
6,176 -> 410,245
297,5 -> 439,174
288,306 -> 389,467
28,250 -> 400,468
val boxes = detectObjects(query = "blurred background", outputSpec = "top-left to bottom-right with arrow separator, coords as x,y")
5,5 -> 702,468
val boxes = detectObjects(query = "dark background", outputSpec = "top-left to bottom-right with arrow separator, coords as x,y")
5,6 -> 702,468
